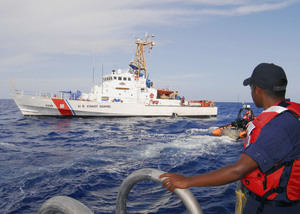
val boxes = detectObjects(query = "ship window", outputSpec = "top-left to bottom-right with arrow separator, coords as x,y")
118,77 -> 122,80
123,77 -> 127,81
114,76 -> 117,80
128,77 -> 131,81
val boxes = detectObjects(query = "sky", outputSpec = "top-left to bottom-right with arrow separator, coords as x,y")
1,0 -> 300,102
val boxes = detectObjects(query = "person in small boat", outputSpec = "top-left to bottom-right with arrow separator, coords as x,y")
231,106 -> 255,130
160,63 -> 300,214
212,105 -> 255,139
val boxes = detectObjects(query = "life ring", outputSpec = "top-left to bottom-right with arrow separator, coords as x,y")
116,168 -> 203,214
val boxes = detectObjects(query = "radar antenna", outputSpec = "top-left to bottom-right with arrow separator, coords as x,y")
129,33 -> 155,79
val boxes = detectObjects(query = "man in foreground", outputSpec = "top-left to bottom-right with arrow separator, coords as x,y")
160,63 -> 300,213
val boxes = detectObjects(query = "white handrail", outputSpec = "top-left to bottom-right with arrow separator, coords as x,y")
38,196 -> 93,214
116,168 -> 203,214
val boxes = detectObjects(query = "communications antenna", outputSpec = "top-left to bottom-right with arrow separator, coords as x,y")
129,33 -> 155,79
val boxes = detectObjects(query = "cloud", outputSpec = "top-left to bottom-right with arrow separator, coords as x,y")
0,0 -> 295,68
0,54 -> 36,67
166,1 -> 293,16
232,1 -> 291,15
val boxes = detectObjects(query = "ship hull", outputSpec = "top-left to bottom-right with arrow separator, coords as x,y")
13,94 -> 217,117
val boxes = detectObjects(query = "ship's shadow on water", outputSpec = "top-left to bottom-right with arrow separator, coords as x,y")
0,100 -> 262,214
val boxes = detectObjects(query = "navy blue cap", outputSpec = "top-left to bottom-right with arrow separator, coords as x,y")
243,63 -> 287,91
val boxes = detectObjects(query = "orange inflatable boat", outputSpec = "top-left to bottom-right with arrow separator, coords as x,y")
212,125 -> 247,140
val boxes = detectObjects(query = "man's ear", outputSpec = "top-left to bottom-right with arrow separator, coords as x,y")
254,85 -> 263,94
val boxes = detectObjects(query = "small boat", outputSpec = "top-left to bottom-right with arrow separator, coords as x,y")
212,105 -> 255,140
212,125 -> 247,141
12,34 -> 217,117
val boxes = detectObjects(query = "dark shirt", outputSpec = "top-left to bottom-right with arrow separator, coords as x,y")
244,111 -> 300,173
243,196 -> 300,214
243,111 -> 300,213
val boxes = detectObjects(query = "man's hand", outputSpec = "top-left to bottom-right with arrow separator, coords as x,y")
159,173 -> 189,192
158,154 -> 258,192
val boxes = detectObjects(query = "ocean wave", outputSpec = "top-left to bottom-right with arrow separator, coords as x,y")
0,100 -> 252,214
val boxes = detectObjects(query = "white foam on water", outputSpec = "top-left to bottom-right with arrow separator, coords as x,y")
208,126 -> 219,132
137,132 -> 237,160
185,128 -> 210,134
0,142 -> 17,149
168,135 -> 235,156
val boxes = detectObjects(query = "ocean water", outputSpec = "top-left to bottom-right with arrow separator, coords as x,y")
0,100 -> 262,214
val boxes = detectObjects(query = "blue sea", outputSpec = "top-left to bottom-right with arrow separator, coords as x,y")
0,100 -> 262,214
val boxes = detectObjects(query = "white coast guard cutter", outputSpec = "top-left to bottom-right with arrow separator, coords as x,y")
12,35 -> 217,117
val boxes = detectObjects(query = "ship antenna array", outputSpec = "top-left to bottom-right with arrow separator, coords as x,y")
129,33 -> 155,79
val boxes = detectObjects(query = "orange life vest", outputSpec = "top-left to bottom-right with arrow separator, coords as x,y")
242,101 -> 300,201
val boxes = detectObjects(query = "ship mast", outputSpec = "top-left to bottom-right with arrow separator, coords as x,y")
129,33 -> 155,79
